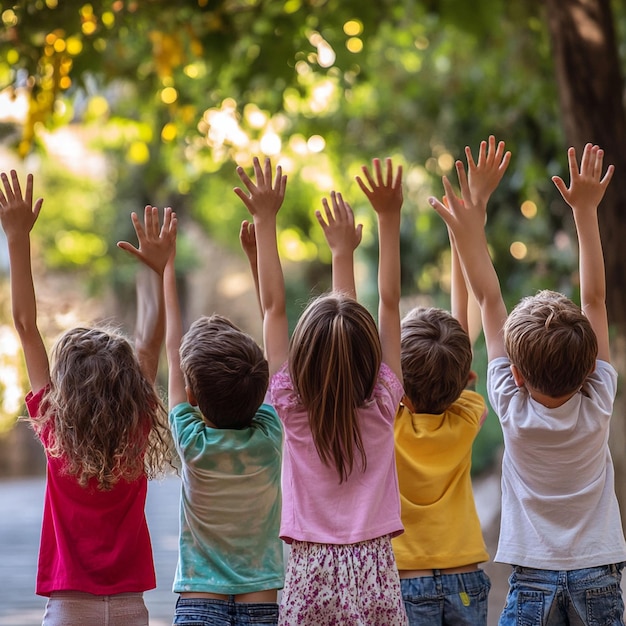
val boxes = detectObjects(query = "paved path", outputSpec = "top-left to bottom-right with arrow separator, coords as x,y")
3,471 -> 613,626
0,476 -> 180,626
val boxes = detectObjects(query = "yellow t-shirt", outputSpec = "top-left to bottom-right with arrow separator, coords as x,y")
392,389 -> 489,570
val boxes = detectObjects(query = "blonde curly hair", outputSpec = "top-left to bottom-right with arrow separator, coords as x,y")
33,326 -> 171,491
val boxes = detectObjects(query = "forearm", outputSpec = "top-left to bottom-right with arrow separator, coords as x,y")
377,213 -> 401,308
331,251 -> 357,298
135,266 -> 165,382
254,216 -> 286,316
573,209 -> 605,309
450,240 -> 469,332
8,234 -> 38,337
164,260 -> 187,407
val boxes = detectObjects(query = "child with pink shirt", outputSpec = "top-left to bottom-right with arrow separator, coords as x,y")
234,156 -> 408,625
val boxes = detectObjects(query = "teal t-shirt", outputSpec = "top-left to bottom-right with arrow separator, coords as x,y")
169,402 -> 284,594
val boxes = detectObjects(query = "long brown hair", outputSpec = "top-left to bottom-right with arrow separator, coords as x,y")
34,326 -> 171,491
289,294 -> 382,483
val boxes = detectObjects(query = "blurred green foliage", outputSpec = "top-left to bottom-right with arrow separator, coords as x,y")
1,0 -> 622,468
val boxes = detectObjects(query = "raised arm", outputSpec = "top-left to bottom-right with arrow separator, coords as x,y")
429,161 -> 508,362
552,143 -> 613,363
0,171 -> 49,393
239,219 -> 262,317
234,157 -> 288,376
117,205 -> 177,382
356,158 -> 403,381
459,135 -> 511,341
315,191 -> 363,298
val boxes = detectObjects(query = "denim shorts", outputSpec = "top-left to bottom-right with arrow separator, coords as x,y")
498,563 -> 625,626
173,597 -> 279,626
400,569 -> 491,625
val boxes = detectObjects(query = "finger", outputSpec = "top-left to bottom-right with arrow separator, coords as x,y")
372,158 -> 384,186
130,211 -> 146,241
10,170 -> 22,201
578,143 -> 593,176
333,192 -> 347,221
253,157 -> 265,186
566,147 -> 578,182
355,175 -> 372,198
116,241 -> 141,258
315,208 -> 330,232
25,173 -> 34,208
551,176 -> 569,200
360,164 -> 377,191
235,166 -> 257,194
273,164 -> 283,192
499,151 -> 512,174
1,172 -> 15,201
477,140 -> 488,167
600,163 -> 615,188
263,157 -> 272,187
33,197 -> 44,220
354,223 -> 363,245
465,146 -> 477,171
393,163 -> 403,188
428,195 -> 452,225
321,196 -> 334,224
385,158 -> 393,187
144,205 -> 157,239
233,186 -> 253,211
455,161 -> 471,203
485,136 -> 496,164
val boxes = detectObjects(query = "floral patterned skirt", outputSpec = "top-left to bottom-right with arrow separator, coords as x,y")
278,534 -> 408,626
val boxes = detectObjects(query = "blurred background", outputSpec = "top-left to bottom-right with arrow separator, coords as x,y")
1,0 -> 626,622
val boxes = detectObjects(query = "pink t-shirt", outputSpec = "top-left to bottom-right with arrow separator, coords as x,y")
270,362 -> 404,545
27,388 -> 156,596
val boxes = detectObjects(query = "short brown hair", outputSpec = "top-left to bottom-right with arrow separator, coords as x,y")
289,293 -> 382,483
401,307 -> 472,414
179,314 -> 268,429
504,290 -> 597,397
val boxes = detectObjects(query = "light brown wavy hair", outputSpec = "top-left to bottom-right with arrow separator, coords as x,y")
401,306 -> 473,414
289,293 -> 382,483
179,314 -> 269,429
504,290 -> 597,397
33,327 -> 171,491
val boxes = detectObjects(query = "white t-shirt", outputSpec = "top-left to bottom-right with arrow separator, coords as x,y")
487,357 -> 626,569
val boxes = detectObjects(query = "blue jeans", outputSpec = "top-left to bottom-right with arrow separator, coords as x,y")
498,563 -> 625,626
400,569 -> 491,625
173,597 -> 278,626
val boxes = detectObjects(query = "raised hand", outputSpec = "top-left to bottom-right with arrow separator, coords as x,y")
356,157 -> 403,216
552,143 -> 614,212
234,156 -> 287,219
117,205 -> 177,275
239,219 -> 257,268
0,170 -> 44,240
316,191 -> 363,257
429,161 -> 483,238
465,135 -> 511,209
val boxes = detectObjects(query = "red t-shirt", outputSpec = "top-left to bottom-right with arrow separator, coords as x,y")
27,387 -> 156,596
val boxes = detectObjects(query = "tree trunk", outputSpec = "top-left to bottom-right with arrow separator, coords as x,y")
545,0 -> 626,525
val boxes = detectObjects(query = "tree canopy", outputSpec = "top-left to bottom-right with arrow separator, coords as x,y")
2,0 -> 625,472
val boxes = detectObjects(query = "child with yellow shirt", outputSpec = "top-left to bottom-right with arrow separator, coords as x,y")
393,136 -> 510,626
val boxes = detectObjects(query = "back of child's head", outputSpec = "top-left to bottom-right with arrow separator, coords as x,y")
401,306 -> 473,414
42,326 -> 170,491
288,292 -> 382,483
179,314 -> 268,429
504,289 -> 597,397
